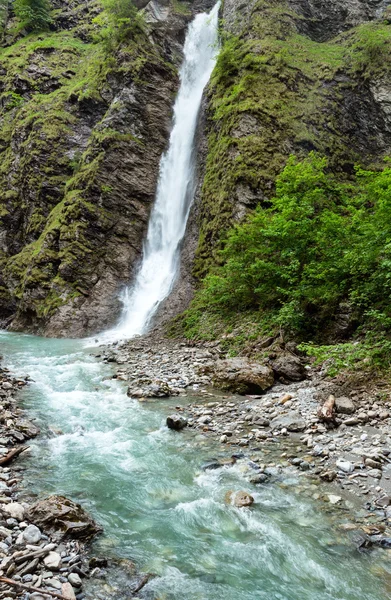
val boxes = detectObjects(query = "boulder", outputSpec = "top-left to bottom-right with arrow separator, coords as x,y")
2,503 -> 25,521
335,396 -> 355,415
270,412 -> 306,432
205,358 -> 274,395
26,495 -> 101,541
270,354 -> 306,382
225,490 -> 254,507
128,379 -> 176,398
23,524 -> 42,544
166,415 -> 187,431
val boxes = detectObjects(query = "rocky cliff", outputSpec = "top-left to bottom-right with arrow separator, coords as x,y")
0,0 -> 208,336
192,0 -> 391,278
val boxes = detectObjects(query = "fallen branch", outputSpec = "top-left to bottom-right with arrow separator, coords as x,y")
0,576 -> 69,599
317,395 -> 335,424
0,446 -> 28,466
132,573 -> 151,594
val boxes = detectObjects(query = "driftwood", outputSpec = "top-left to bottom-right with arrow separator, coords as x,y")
132,573 -> 151,594
0,575 -> 70,599
0,446 -> 28,466
317,395 -> 336,423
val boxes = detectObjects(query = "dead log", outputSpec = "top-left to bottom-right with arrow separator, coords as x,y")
0,576 -> 70,599
0,446 -> 28,466
317,395 -> 336,423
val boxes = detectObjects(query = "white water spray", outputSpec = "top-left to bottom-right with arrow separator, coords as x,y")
109,3 -> 220,340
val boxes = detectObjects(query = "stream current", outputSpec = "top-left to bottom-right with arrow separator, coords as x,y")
1,4 -> 391,600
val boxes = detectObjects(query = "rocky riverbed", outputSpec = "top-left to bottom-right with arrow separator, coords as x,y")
105,333 -> 391,553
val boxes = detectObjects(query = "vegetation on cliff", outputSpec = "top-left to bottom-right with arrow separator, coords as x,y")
176,0 -> 391,376
180,153 -> 391,373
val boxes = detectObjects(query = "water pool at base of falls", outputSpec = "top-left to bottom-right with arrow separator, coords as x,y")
1,331 -> 391,600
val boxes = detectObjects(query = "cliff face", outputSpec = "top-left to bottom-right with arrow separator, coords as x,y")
192,0 -> 391,279
2,0 -> 391,338
0,0 -> 199,336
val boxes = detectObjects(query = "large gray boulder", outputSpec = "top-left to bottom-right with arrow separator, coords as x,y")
271,354 -> 306,382
270,411 -> 306,432
167,415 -> 188,431
26,496 -> 101,541
205,358 -> 274,395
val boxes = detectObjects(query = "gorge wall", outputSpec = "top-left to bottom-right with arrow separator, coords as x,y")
0,0 -> 212,336
1,0 -> 391,337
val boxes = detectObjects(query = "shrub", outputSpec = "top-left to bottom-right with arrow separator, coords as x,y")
188,153 -> 391,338
14,0 -> 52,31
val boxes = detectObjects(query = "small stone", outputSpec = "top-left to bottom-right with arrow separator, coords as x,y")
68,573 -> 82,587
44,551 -> 62,569
249,473 -> 269,484
45,578 -> 62,590
62,582 -> 76,599
320,470 -> 337,482
23,524 -> 42,545
220,435 -> 228,443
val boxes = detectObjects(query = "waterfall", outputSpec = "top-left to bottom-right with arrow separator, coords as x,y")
110,3 -> 220,340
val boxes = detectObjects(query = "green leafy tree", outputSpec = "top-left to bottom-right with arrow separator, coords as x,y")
191,153 -> 391,337
96,0 -> 145,51
14,0 -> 52,31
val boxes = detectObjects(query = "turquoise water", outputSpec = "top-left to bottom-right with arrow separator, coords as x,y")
1,331 -> 390,600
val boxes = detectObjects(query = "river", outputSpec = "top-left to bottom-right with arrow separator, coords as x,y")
1,331 -> 390,600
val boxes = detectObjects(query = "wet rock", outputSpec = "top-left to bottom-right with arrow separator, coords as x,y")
201,461 -> 221,471
225,490 -> 254,507
376,496 -> 390,508
166,415 -> 188,431
270,412 -> 306,432
328,495 -> 342,505
249,473 -> 269,484
335,396 -> 355,415
26,495 -> 101,541
270,354 -> 306,382
320,470 -> 337,482
204,358 -> 274,394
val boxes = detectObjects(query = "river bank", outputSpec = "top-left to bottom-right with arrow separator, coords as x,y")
106,333 -> 391,554
0,358 -> 152,600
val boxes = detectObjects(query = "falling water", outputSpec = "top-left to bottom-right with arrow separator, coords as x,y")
111,4 -> 220,339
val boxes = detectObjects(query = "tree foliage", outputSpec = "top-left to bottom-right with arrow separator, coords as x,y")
96,0 -> 145,50
14,0 -> 52,31
192,153 -> 391,336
